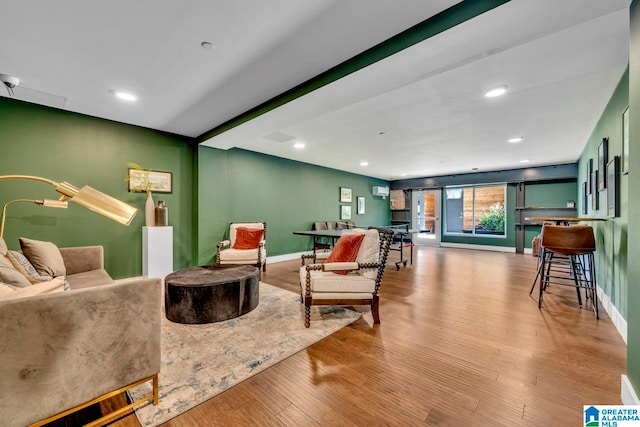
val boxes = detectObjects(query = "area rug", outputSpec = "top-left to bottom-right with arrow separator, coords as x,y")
129,282 -> 361,426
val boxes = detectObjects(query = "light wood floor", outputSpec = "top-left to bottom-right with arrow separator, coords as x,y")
77,246 -> 628,426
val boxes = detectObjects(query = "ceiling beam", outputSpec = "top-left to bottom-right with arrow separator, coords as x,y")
197,0 -> 512,143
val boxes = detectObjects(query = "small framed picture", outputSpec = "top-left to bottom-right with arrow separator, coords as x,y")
587,158 -> 593,194
598,137 -> 608,191
623,107 -> 629,174
341,205 -> 352,220
607,156 -> 620,217
128,168 -> 173,193
357,196 -> 365,215
582,182 -> 588,215
591,172 -> 599,210
340,187 -> 352,203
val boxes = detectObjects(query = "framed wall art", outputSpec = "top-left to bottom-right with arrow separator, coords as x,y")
128,168 -> 173,193
341,205 -> 352,220
582,182 -> 588,215
587,158 -> 594,194
340,187 -> 352,203
623,107 -> 629,174
591,172 -> 598,210
357,196 -> 365,215
607,156 -> 620,217
598,137 -> 608,191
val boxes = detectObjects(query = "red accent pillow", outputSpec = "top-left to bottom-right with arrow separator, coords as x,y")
233,227 -> 264,249
325,233 -> 365,274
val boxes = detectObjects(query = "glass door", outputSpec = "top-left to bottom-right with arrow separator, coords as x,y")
412,189 -> 440,246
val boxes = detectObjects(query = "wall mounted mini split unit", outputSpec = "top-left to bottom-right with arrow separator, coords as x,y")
372,186 -> 389,197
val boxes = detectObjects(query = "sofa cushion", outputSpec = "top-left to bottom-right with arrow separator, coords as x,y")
0,253 -> 31,288
66,269 -> 114,290
19,238 -> 66,277
7,250 -> 54,284
0,276 -> 65,301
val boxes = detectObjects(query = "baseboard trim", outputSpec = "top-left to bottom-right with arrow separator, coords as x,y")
440,242 -> 516,253
622,375 -> 640,405
267,252 -> 307,264
596,285 -> 627,344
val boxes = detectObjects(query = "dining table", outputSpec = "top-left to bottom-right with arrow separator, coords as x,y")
293,226 -> 417,269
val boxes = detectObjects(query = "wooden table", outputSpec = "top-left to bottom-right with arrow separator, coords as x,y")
164,264 -> 259,324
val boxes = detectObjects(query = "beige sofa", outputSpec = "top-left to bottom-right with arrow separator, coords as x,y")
0,244 -> 162,427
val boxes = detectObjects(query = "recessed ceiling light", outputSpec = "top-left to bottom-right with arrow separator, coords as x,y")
201,41 -> 214,50
520,159 -> 531,163
508,137 -> 524,143
114,91 -> 137,102
484,85 -> 508,98
360,161 -> 369,167
293,142 -> 305,149
379,131 -> 386,135
401,173 -> 407,176
472,167 -> 479,171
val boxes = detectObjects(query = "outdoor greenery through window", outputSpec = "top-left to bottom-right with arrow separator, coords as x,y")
444,184 -> 506,237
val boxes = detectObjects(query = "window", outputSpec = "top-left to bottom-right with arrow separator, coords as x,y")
444,184 -> 506,237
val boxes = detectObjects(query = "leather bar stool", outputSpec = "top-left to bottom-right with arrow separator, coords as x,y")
530,224 -> 599,318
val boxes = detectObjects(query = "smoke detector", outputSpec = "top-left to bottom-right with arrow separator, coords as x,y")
0,73 -> 20,96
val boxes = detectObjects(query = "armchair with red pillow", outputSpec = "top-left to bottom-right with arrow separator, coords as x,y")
299,228 -> 394,327
216,222 -> 267,272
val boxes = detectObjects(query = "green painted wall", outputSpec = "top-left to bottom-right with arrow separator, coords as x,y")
0,98 -> 196,279
577,68 -> 629,318
197,146 -> 390,265
627,0 -> 640,399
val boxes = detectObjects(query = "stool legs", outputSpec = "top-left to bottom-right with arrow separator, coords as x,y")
533,249 -> 599,319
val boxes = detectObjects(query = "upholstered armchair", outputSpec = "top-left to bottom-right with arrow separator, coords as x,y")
299,228 -> 393,327
216,222 -> 267,272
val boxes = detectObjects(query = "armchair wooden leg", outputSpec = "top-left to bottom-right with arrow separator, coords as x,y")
262,262 -> 266,272
371,295 -> 380,324
304,306 -> 311,328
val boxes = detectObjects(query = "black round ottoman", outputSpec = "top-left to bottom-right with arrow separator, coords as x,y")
165,264 -> 259,324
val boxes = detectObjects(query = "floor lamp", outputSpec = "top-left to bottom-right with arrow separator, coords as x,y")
0,198 -> 68,238
0,175 -> 137,227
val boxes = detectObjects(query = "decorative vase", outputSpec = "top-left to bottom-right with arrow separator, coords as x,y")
145,192 -> 155,226
155,200 -> 168,226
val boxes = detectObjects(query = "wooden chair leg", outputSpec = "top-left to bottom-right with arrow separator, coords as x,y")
371,295 -> 380,324
304,306 -> 311,328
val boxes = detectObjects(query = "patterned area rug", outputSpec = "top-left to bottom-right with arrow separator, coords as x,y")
129,282 -> 361,426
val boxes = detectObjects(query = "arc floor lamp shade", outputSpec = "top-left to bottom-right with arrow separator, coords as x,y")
0,175 -> 137,226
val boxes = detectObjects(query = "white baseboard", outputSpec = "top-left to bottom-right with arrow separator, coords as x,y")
440,242 -> 516,253
596,285 -> 627,344
622,375 -> 640,405
267,252 -> 306,264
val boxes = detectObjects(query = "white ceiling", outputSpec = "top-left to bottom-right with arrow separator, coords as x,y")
0,0 -> 630,180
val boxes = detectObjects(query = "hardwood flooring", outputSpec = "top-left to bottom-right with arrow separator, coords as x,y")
63,246 -> 627,426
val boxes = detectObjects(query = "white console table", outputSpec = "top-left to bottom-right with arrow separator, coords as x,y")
142,226 -> 173,281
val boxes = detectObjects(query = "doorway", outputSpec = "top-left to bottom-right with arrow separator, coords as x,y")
412,189 -> 441,246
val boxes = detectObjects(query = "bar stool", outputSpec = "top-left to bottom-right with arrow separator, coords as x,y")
530,224 -> 599,318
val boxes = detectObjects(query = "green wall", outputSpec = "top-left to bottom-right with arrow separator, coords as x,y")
627,0 -> 640,399
577,68 -> 629,318
197,146 -> 390,265
0,98 -> 196,279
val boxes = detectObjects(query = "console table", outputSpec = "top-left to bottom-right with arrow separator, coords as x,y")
164,264 -> 259,324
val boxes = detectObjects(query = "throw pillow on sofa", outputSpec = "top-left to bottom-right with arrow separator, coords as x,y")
7,250 -> 54,283
19,237 -> 66,277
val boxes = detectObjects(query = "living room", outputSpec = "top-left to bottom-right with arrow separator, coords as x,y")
1,0 -> 639,425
